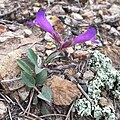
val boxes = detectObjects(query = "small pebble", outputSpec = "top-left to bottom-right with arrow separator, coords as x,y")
24,29 -> 32,37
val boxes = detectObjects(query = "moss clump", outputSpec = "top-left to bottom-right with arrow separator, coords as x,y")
73,50 -> 120,120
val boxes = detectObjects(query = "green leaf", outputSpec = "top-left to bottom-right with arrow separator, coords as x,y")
42,85 -> 52,103
37,92 -> 51,103
17,59 -> 33,75
26,48 -> 38,65
46,52 -> 59,64
21,71 -> 35,88
41,102 -> 51,115
36,69 -> 47,85
35,65 -> 43,74
33,96 -> 38,105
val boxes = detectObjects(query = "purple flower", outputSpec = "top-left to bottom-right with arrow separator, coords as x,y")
71,27 -> 96,44
27,10 -> 97,48
61,27 -> 97,48
27,10 -> 62,43
28,10 -> 55,36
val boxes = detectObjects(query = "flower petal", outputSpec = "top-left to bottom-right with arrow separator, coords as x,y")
26,21 -> 35,26
61,40 -> 72,49
72,27 -> 96,44
33,10 -> 55,36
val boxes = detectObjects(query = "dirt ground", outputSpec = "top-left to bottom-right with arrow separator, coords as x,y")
0,0 -> 120,120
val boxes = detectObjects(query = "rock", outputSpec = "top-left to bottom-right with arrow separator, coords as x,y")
50,5 -> 65,14
0,101 -> 7,119
9,24 -> 19,32
101,24 -> 111,30
73,50 -> 89,60
117,26 -> 120,31
64,17 -> 71,25
21,9 -> 29,16
115,40 -> 120,46
0,0 -> 8,3
5,78 -> 24,91
66,47 -> 74,55
71,13 -> 83,20
47,0 -> 55,6
64,67 -> 76,76
46,50 -> 53,56
18,87 -> 30,101
33,6 -> 40,13
109,27 -> 120,36
0,3 -> 5,8
99,97 -> 109,107
45,42 -> 56,49
63,6 -> 80,13
82,11 -> 94,19
109,4 -> 120,15
0,49 -> 24,90
83,71 -> 94,80
24,29 -> 32,37
44,32 -> 54,41
0,31 -> 24,42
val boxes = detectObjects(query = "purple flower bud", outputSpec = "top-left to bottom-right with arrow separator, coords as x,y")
71,27 -> 96,44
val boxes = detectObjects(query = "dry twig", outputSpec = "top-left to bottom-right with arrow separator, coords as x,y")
77,84 -> 92,103
65,102 -> 74,120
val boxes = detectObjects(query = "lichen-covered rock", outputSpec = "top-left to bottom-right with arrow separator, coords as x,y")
73,50 -> 120,120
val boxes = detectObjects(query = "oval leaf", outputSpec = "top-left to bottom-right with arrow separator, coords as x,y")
46,52 -> 59,64
36,68 -> 47,85
26,48 -> 38,65
35,65 -> 43,74
21,71 -> 35,88
37,92 -> 50,103
17,59 -> 33,75
42,85 -> 52,103
41,102 -> 51,115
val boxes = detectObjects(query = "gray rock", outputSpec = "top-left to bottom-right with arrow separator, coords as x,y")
71,13 -> 83,20
0,101 -> 7,119
51,5 -> 65,14
24,29 -> 32,37
44,32 -> 54,41
109,27 -> 120,36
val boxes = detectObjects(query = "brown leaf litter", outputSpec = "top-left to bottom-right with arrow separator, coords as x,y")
46,75 -> 81,106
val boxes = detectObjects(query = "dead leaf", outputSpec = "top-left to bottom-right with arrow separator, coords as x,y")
47,16 -> 66,33
99,45 -> 120,68
0,49 -> 24,90
46,75 -> 81,105
64,67 -> 76,76
73,50 -> 89,60
0,24 -> 7,33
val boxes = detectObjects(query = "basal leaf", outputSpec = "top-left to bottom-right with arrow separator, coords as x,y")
42,85 -> 52,103
36,68 -> 47,85
26,48 -> 38,65
41,102 -> 51,115
17,59 -> 33,75
37,92 -> 50,103
35,65 -> 43,74
46,52 -> 59,64
33,96 -> 38,105
21,71 -> 35,88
